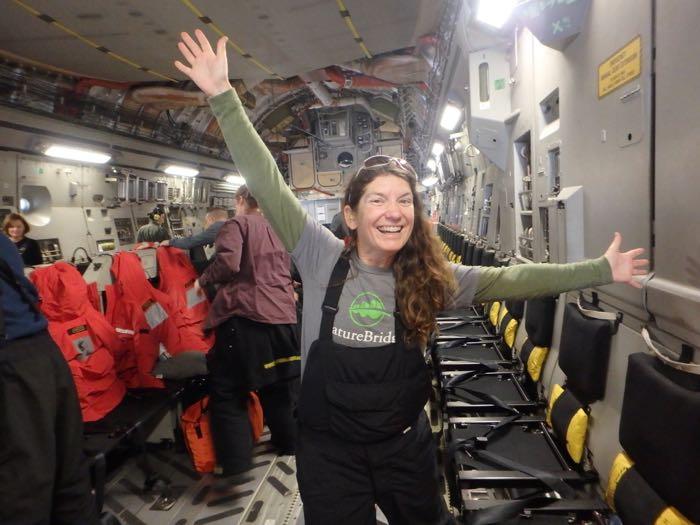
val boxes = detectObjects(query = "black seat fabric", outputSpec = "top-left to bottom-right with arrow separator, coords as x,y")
558,302 -> 613,404
440,323 -> 490,338
439,346 -> 502,362
613,462 -> 691,525
452,425 -> 563,472
465,242 -> 475,265
619,353 -> 700,523
472,246 -> 484,266
525,297 -> 557,347
481,250 -> 495,267
505,300 -> 525,321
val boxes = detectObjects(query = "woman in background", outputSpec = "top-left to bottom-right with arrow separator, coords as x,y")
197,185 -> 299,486
2,212 -> 43,266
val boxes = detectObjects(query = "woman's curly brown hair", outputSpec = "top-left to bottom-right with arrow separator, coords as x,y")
343,158 -> 456,346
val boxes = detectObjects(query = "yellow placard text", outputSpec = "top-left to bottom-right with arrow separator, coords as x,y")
598,36 -> 641,98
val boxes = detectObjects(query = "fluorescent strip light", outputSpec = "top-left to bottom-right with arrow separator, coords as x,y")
224,174 -> 245,186
476,0 -> 517,28
164,164 -> 199,177
45,144 -> 111,164
439,103 -> 462,131
426,158 -> 437,172
422,175 -> 439,187
432,142 -> 445,157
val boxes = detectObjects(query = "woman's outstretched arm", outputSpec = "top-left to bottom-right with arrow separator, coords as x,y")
175,29 -> 306,251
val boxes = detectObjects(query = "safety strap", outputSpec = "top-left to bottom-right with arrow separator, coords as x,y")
438,334 -> 502,347
464,495 -> 558,525
444,363 -> 499,389
454,438 -> 572,525
451,426 -> 571,523
642,327 -> 700,375
450,385 -> 520,415
576,296 -> 618,321
441,319 -> 479,331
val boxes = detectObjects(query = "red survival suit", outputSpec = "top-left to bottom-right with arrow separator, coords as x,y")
106,251 -> 211,388
156,246 -> 214,352
30,262 -> 126,422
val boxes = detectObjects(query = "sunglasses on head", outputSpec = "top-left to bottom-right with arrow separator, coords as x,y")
358,155 -> 417,179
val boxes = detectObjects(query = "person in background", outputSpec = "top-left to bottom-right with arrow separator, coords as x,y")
161,207 -> 227,277
136,205 -> 170,243
2,212 -> 43,266
0,234 -> 99,525
196,185 -> 300,486
330,210 -> 349,240
175,29 -> 649,524
161,207 -> 228,251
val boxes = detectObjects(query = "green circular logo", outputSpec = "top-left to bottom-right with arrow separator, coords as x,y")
349,292 -> 391,328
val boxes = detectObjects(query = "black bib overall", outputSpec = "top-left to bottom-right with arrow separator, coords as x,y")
295,255 -> 453,525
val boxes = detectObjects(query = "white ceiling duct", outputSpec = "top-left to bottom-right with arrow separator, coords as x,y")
310,97 -> 377,120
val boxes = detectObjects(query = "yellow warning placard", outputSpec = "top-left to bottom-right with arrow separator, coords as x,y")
598,36 -> 641,98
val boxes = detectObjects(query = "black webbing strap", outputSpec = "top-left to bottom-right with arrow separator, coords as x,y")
319,255 -> 351,340
453,439 -> 569,525
451,415 -> 576,499
450,386 -> 519,414
449,395 -> 576,524
444,363 -> 498,388
464,495 -> 558,525
439,334 -> 502,347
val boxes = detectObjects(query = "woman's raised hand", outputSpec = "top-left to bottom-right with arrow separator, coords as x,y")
603,232 -> 649,289
175,29 -> 231,98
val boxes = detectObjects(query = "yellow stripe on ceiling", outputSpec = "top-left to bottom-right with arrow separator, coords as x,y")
335,0 -> 373,59
11,0 -> 175,82
179,0 -> 284,80
0,48 -> 98,79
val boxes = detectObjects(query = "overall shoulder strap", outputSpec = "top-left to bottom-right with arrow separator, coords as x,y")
319,255 -> 351,340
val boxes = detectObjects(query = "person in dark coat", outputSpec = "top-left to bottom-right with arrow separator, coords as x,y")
136,205 -> 170,243
0,234 -> 99,525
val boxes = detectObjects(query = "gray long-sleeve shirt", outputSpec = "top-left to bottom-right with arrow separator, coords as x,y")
169,220 -> 224,250
208,89 -> 613,370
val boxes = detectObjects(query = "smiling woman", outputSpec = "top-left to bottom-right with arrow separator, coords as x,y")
341,156 -> 456,345
175,28 -> 649,525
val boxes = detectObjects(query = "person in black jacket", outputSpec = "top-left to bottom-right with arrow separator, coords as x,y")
2,212 -> 43,266
136,205 -> 170,243
0,234 -> 99,525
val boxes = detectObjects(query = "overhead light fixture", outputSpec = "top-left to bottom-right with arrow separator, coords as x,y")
224,174 -> 245,186
422,175 -> 439,187
44,144 -> 111,164
426,158 -> 437,172
476,0 -> 517,28
439,103 -> 462,131
432,142 -> 445,157
164,164 -> 199,177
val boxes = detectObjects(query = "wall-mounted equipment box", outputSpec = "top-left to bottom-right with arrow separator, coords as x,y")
546,185 -> 584,263
468,48 -> 519,170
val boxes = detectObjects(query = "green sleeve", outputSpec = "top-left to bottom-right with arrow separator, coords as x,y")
208,89 -> 306,251
474,256 -> 613,302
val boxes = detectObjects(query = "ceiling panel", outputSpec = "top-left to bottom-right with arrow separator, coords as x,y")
0,0 -> 441,84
